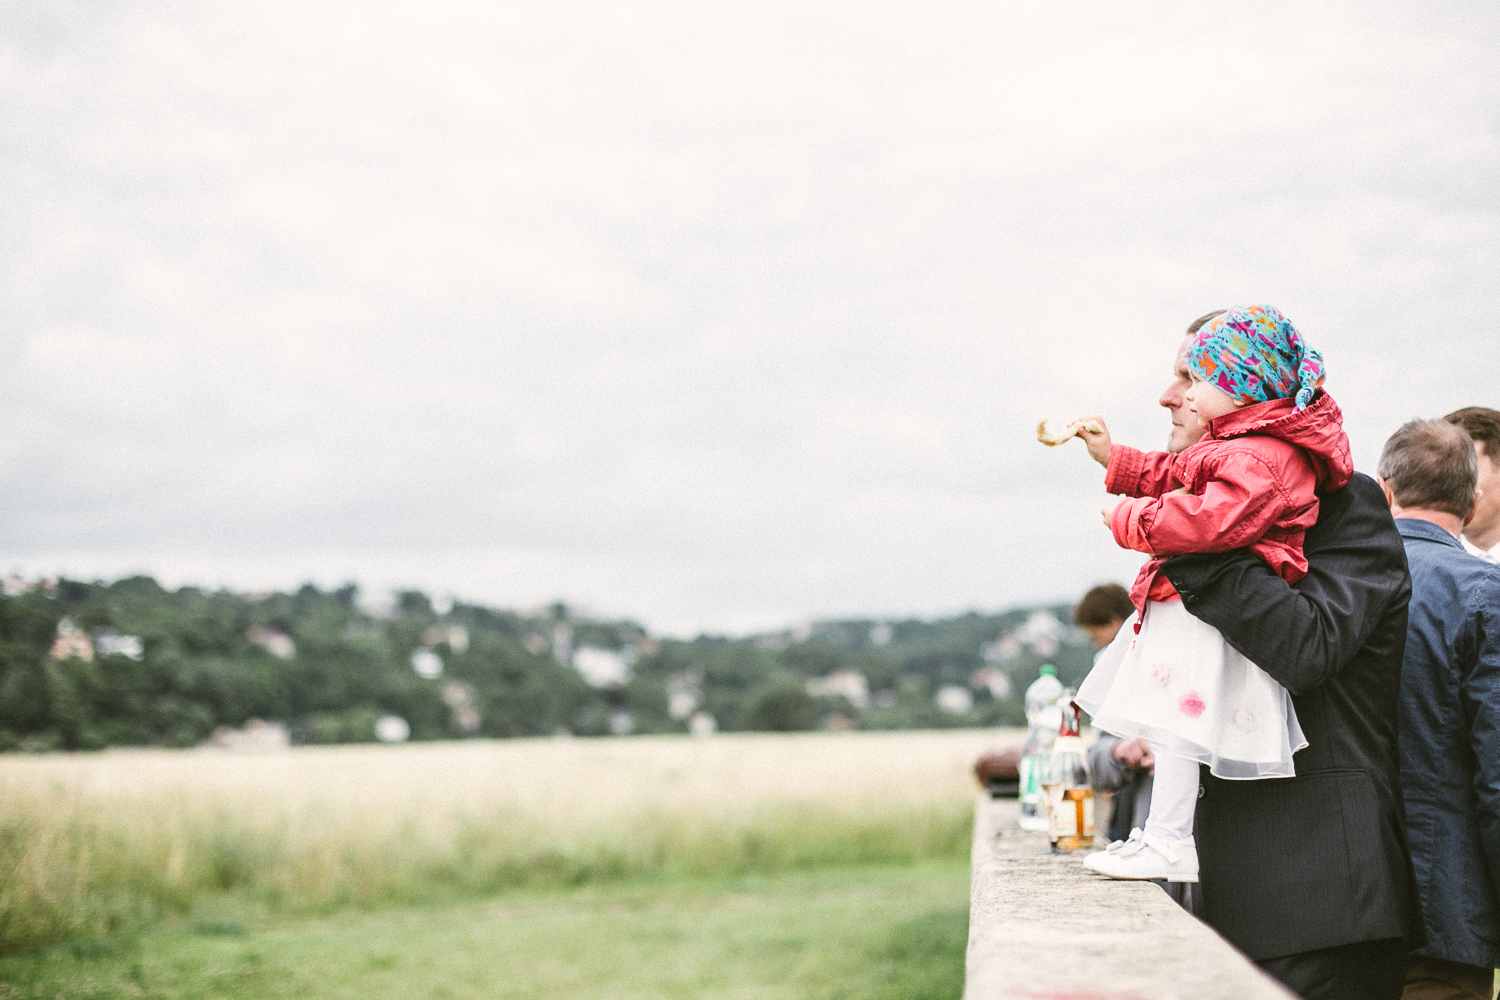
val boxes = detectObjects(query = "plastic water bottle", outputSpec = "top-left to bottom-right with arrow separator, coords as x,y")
1042,696 -> 1094,851
1017,664 -> 1064,831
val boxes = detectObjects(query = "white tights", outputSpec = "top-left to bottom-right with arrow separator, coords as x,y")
1143,744 -> 1199,842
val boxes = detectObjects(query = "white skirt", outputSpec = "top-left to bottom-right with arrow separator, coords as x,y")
1076,600 -> 1307,779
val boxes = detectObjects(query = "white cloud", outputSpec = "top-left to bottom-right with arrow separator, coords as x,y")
2,0 -> 1497,634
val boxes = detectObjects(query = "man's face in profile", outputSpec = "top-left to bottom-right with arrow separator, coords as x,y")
1160,335 -> 1207,454
1083,618 -> 1125,650
1467,442 -> 1500,546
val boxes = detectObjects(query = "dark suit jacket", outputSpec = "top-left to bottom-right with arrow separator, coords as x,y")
1164,472 -> 1421,960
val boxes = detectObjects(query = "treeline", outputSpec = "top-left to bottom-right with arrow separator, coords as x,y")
0,577 -> 1096,751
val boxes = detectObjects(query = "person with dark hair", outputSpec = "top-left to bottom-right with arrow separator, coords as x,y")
1074,583 -> 1135,649
1141,311 -> 1420,999
1076,583 -> 1155,844
1444,407 -> 1500,564
1377,420 -> 1500,1000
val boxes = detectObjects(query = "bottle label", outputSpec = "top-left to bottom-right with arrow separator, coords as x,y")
1045,785 -> 1095,849
1019,754 -> 1045,804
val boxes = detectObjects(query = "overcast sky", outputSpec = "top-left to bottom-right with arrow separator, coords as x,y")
2,1 -> 1496,636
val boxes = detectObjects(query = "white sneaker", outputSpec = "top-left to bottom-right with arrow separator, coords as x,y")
1084,832 -> 1198,883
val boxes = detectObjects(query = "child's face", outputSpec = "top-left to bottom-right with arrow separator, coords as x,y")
1185,374 -> 1243,424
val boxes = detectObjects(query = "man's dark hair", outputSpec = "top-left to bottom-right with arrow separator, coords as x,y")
1377,419 -> 1478,519
1444,406 -> 1500,464
1186,310 -> 1226,336
1075,584 -> 1134,626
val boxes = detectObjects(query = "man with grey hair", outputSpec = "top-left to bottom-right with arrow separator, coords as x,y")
1378,419 -> 1500,1000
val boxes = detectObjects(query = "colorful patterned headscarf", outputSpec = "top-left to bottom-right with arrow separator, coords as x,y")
1185,305 -> 1325,411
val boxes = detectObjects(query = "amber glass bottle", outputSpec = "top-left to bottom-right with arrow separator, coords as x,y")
1042,698 -> 1094,851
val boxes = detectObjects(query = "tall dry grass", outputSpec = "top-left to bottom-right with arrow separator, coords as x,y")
0,729 -> 1009,953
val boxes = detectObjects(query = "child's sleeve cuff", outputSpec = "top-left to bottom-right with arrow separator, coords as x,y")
1104,445 -> 1143,495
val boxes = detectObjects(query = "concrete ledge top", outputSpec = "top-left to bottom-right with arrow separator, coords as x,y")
965,795 -> 1296,1000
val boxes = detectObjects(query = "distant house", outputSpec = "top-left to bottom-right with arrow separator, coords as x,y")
981,610 -> 1066,663
375,715 -> 411,743
451,705 -> 480,734
441,680 -> 475,708
207,718 -> 289,751
411,648 -> 444,679
94,629 -> 145,661
981,634 -> 1022,663
666,671 -> 703,720
441,680 -> 480,732
247,627 -> 296,659
2,574 -> 34,596
357,591 -> 398,621
609,709 -> 635,735
552,624 -> 574,665
573,646 -> 632,688
1015,610 -> 1064,658
50,618 -> 94,661
936,684 -> 975,715
806,669 -> 870,710
668,687 -> 700,721
822,712 -> 857,731
970,667 -> 1012,700
868,622 -> 895,647
422,624 -> 470,654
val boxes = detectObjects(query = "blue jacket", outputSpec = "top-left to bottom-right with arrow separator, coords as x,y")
1396,517 -> 1500,968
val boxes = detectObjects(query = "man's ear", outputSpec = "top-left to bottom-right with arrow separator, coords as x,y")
1464,490 -> 1481,529
1378,477 -> 1397,512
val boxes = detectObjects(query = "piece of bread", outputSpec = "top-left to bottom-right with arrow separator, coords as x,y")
1036,418 -> 1103,446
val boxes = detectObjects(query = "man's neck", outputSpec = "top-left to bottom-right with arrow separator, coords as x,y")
1465,522 -> 1500,552
1392,507 -> 1465,539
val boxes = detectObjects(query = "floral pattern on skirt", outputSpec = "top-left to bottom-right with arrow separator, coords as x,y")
1076,600 -> 1307,779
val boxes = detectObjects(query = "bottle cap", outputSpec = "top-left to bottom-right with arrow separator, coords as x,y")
1039,664 -> 1057,676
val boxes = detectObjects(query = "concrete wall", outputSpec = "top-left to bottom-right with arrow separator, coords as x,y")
964,795 -> 1296,1000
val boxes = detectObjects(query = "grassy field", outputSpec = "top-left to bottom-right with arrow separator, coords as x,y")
0,730 -> 1005,956
0,861 -> 971,1000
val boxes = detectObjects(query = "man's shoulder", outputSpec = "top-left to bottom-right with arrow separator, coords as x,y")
1403,532 -> 1500,622
1318,470 -> 1384,510
1454,548 -> 1500,599
1404,525 -> 1500,580
1307,473 -> 1401,548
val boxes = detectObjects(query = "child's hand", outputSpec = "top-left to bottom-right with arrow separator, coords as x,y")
1073,416 -> 1112,467
1101,499 -> 1122,527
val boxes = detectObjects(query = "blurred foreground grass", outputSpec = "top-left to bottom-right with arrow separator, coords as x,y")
0,862 -> 971,1000
0,730 -> 1002,954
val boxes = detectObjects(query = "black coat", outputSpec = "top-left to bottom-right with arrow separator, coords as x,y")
1164,472 -> 1422,961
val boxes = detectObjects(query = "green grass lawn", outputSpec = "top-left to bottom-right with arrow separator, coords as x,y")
0,861 -> 970,1000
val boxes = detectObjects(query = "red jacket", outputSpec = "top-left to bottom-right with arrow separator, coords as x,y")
1106,391 -> 1354,618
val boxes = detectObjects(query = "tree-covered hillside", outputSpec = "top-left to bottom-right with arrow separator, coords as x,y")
0,577 -> 1096,751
